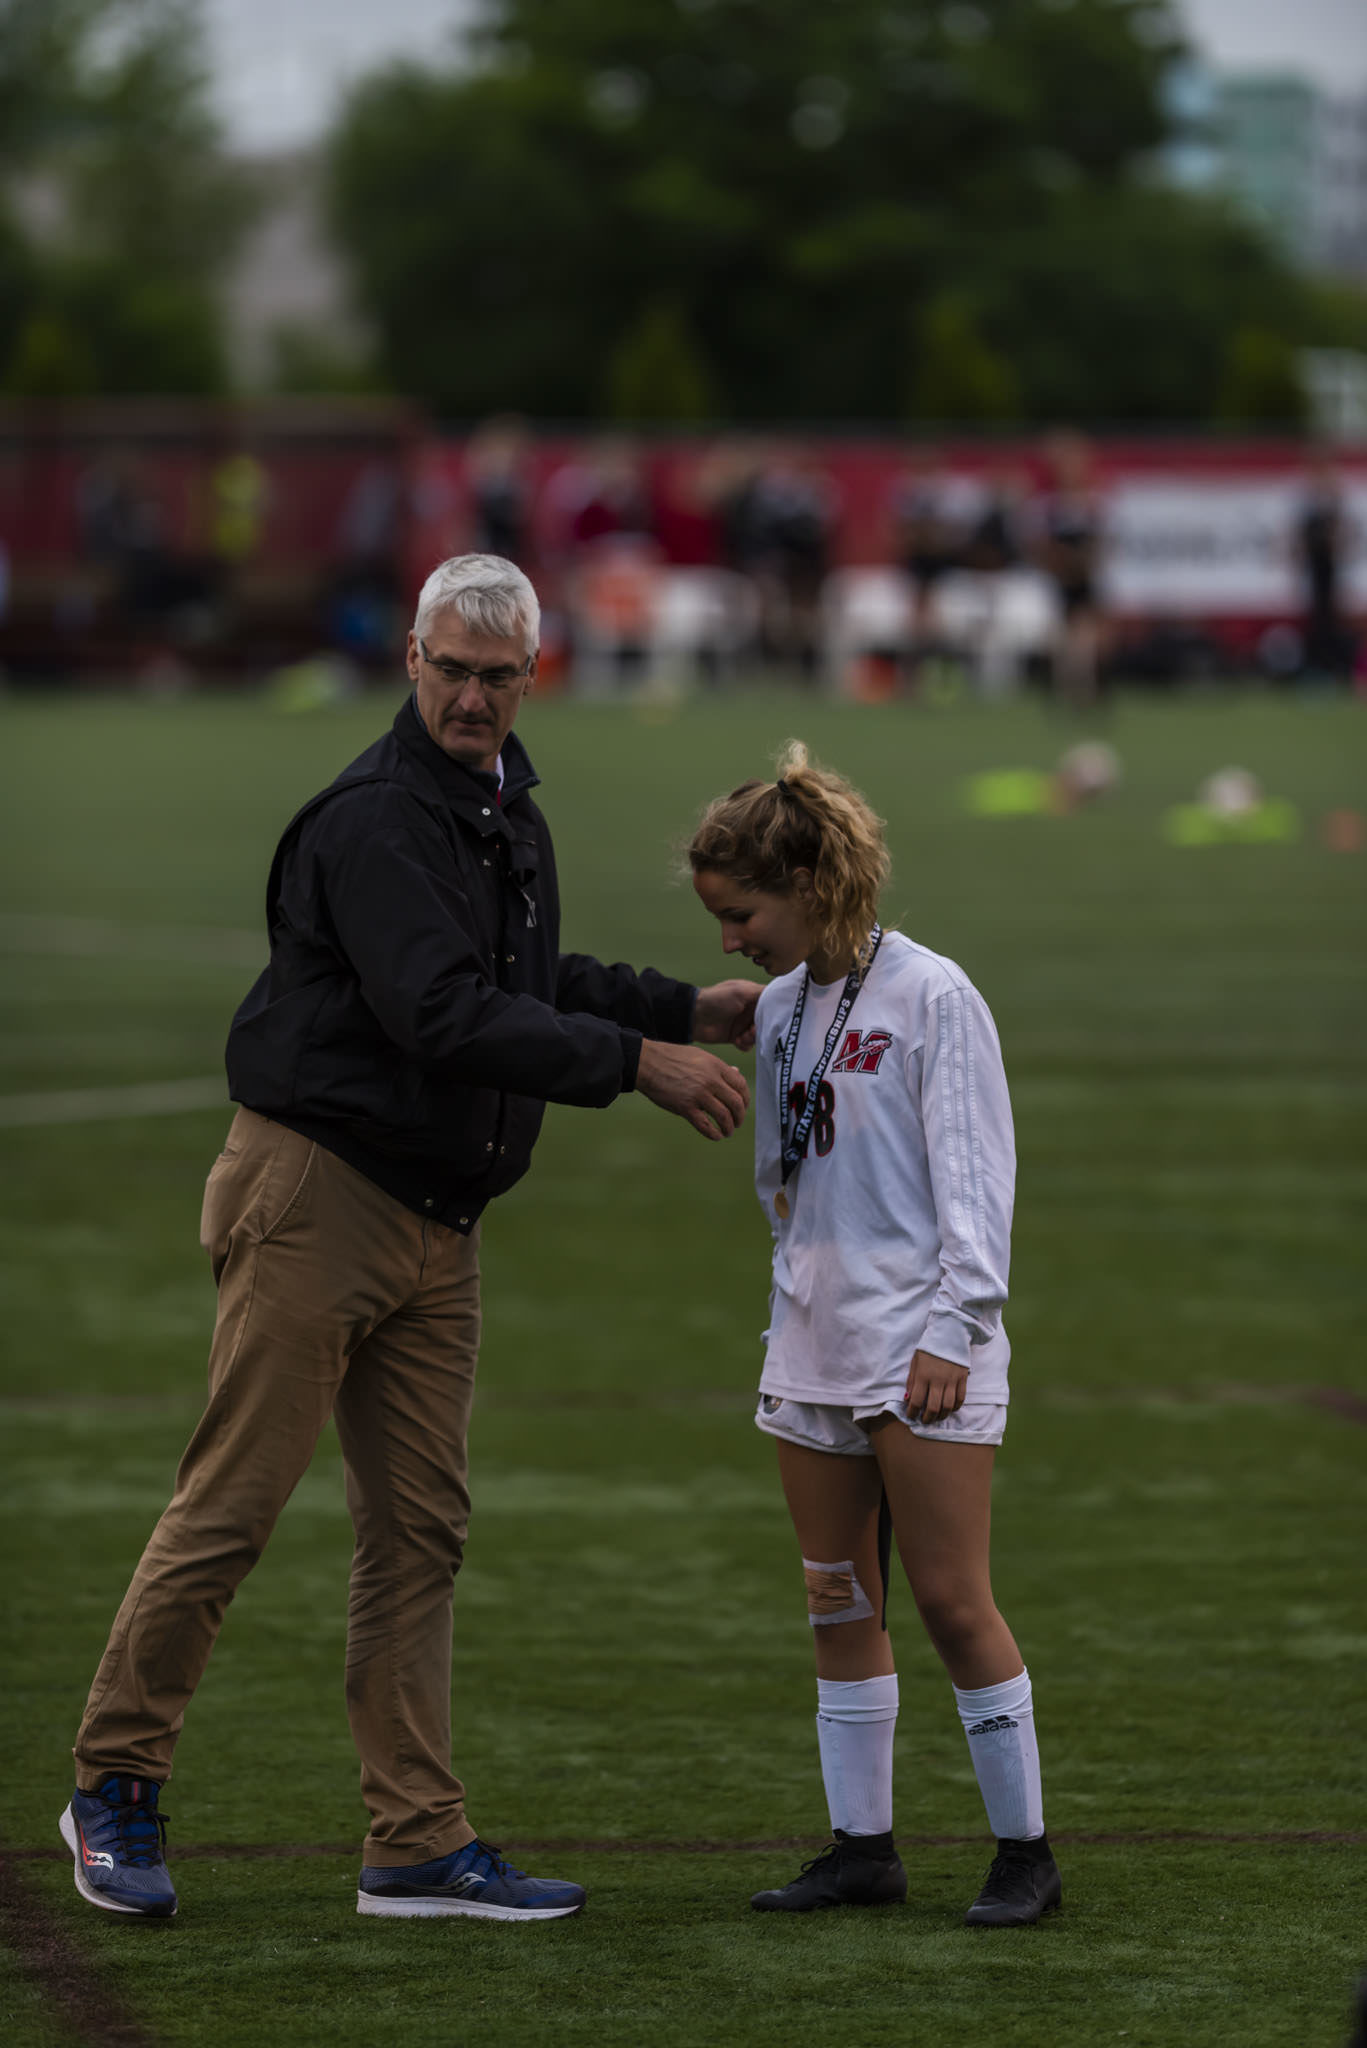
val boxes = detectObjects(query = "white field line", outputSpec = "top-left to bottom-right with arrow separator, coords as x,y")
0,912 -> 262,967
0,1077 -> 227,1128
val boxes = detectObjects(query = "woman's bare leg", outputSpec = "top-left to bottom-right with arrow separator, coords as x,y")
868,1423 -> 1019,1687
774,1439 -> 893,1680
749,1438 -> 906,1910
869,1419 -> 1059,1922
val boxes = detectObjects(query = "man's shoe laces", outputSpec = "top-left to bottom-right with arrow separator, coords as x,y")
105,1795 -> 169,1867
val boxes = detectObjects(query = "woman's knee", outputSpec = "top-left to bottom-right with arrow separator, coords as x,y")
912,1581 -> 996,1657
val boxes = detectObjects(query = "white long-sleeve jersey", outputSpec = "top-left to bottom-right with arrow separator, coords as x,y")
754,929 -> 1015,1408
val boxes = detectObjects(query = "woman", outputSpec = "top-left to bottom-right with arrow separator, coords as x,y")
688,742 -> 1060,1928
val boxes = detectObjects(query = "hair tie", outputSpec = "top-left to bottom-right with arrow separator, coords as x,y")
776,777 -> 791,795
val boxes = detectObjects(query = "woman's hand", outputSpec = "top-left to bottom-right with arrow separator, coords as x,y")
904,1349 -> 969,1426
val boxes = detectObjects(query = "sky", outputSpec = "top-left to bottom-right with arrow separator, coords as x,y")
204,0 -> 1367,155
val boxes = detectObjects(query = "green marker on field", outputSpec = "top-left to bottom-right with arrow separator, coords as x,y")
963,769 -> 1056,818
1161,799 -> 1300,846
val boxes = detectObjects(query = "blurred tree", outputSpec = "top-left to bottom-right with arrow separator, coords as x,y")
906,291 -> 1019,422
1214,327 -> 1308,428
606,297 -> 715,419
4,309 -> 97,397
973,184 -> 1314,422
0,0 -> 253,396
325,0 -> 1346,422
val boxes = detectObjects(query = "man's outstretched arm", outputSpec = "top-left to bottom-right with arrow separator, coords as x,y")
633,1039 -> 750,1141
692,978 -> 759,1052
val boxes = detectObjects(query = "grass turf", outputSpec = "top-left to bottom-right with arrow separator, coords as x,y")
0,684 -> 1364,2047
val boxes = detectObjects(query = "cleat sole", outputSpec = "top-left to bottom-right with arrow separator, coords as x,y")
965,1899 -> 1062,1928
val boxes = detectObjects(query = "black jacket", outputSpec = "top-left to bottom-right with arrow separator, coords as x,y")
225,694 -> 696,1230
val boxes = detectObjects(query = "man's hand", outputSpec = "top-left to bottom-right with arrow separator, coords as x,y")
635,1040 -> 750,1140
693,979 -> 760,1051
904,1349 -> 969,1426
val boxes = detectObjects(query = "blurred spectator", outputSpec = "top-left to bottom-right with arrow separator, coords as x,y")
465,415 -> 534,564
546,439 -> 657,687
712,439 -> 770,579
209,447 -> 269,567
326,456 -> 404,667
653,450 -> 725,567
1036,432 -> 1106,707
966,465 -> 1029,574
190,437 -> 271,651
566,534 -> 663,691
890,449 -> 964,651
75,450 -> 145,576
1296,455 -> 1354,682
545,437 -> 653,563
338,457 -> 402,563
749,446 -> 839,678
75,450 -> 213,654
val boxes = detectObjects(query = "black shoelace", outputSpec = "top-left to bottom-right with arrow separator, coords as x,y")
981,1841 -> 1042,1902
109,1797 -> 169,1867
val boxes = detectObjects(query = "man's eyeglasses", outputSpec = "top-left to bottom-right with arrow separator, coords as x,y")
417,638 -> 533,695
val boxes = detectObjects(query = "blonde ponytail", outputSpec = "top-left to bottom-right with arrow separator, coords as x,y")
687,740 -> 890,970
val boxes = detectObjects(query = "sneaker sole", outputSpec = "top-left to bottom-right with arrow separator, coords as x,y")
58,1806 -> 177,1919
356,1891 -> 583,1921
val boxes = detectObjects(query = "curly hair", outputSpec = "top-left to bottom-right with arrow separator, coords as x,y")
687,740 -> 890,971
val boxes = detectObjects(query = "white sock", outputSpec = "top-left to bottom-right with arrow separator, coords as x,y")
952,1667 -> 1044,1841
815,1674 -> 899,1837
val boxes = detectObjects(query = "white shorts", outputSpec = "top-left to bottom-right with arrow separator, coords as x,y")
754,1393 -> 1007,1454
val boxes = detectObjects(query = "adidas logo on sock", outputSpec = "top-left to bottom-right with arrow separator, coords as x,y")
967,1714 -> 1019,1736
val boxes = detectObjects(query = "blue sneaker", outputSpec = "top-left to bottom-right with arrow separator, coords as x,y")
357,1838 -> 585,1920
59,1776 -> 177,1918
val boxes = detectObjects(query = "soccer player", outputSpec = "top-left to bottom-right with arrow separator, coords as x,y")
688,743 -> 1060,1928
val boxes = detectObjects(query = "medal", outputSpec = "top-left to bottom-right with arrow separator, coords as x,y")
775,925 -> 883,1207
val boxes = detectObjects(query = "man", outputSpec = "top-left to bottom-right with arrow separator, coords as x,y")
61,554 -> 756,1925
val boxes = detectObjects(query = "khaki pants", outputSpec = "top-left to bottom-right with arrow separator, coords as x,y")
74,1108 -> 482,1866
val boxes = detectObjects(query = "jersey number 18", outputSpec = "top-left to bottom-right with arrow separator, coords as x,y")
787,1080 -> 836,1157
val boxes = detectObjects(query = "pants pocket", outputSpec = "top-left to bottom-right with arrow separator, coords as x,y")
200,1117 -> 317,1264
255,1129 -> 318,1243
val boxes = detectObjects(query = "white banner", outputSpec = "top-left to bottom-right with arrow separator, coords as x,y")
1102,475 -> 1367,615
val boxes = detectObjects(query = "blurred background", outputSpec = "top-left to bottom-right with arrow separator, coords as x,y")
2,17 -> 1364,2042
0,0 -> 1364,698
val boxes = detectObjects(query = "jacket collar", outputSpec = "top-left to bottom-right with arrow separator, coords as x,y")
393,693 -> 541,816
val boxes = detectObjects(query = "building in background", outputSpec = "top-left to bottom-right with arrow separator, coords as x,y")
225,150 -> 370,390
1217,72 -> 1366,279
1162,61 -> 1367,280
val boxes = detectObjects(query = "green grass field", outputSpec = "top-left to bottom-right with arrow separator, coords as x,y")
1,685 -> 1364,2048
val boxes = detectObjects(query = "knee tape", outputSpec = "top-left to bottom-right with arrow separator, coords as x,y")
802,1558 -> 875,1628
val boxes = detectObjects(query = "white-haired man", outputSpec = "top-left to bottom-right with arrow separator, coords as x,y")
61,555 -> 757,1926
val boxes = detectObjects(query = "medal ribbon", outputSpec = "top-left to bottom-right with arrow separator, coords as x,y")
777,924 -> 882,1186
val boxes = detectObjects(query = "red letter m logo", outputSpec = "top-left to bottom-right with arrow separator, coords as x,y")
831,1028 -> 894,1075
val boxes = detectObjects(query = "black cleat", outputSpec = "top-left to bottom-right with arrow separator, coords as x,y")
964,1833 -> 1062,1928
750,1829 -> 907,1913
